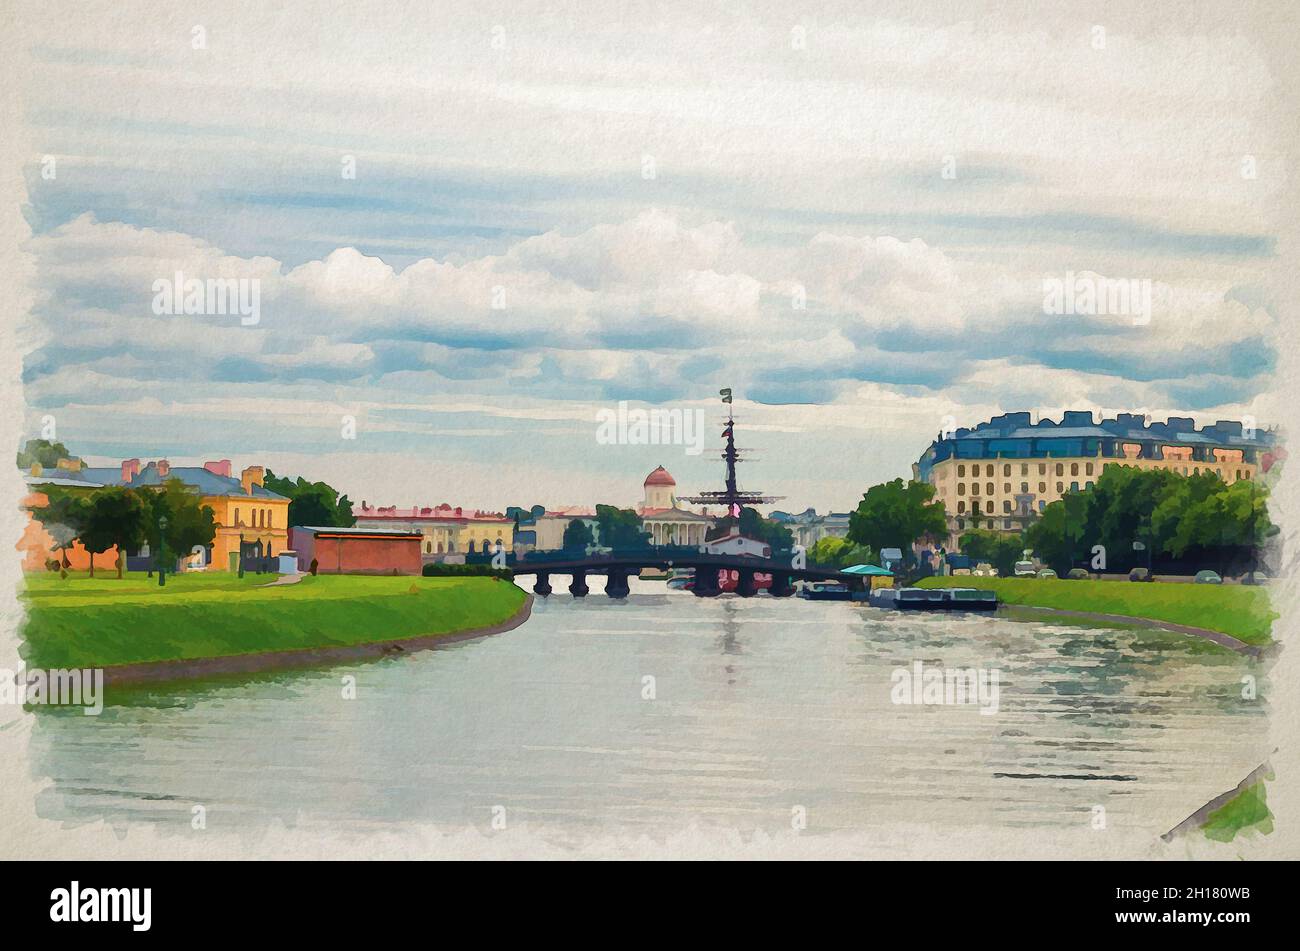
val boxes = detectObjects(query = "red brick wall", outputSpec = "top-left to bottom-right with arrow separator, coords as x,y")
303,534 -> 422,575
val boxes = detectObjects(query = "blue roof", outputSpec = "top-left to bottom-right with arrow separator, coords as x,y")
35,463 -> 288,500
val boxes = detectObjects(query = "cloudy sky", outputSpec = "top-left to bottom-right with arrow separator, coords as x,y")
11,0 -> 1292,511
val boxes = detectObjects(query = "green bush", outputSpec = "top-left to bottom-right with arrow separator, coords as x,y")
422,562 -> 513,579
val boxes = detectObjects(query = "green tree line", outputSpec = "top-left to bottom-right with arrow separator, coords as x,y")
1024,465 -> 1275,576
30,479 -> 217,578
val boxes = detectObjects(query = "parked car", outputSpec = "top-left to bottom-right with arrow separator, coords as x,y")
1194,570 -> 1223,585
1128,567 -> 1153,582
1013,560 -> 1037,577
1036,568 -> 1058,579
1066,568 -> 1090,580
972,562 -> 997,577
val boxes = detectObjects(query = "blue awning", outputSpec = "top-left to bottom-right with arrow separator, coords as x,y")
842,564 -> 894,576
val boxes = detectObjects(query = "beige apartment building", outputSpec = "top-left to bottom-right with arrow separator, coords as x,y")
914,411 -> 1276,550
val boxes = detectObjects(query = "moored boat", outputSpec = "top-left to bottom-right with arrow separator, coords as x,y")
868,586 -> 998,611
799,581 -> 854,601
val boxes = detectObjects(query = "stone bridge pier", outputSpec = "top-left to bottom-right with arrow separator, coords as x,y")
692,567 -> 722,597
605,571 -> 631,598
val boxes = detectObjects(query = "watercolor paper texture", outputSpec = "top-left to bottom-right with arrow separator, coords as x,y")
1,0 -> 1298,860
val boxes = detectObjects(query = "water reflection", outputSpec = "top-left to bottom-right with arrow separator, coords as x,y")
26,579 -> 1269,843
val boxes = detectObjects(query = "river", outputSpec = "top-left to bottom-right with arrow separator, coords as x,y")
26,579 -> 1268,849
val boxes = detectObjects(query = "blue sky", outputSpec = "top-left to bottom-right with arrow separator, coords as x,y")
15,1 -> 1286,511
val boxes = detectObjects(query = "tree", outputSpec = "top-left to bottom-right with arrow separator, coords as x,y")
594,505 -> 651,549
506,505 -> 547,522
27,486 -> 90,571
263,471 -> 355,527
140,479 -> 219,571
80,487 -> 148,578
808,536 -> 851,567
562,518 -> 594,550
1025,489 -> 1090,575
847,479 -> 947,564
17,438 -> 77,471
958,528 -> 1025,576
807,536 -> 875,569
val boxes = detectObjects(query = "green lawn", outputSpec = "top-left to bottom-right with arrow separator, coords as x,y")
1202,781 -> 1273,842
19,571 -> 527,668
914,576 -> 1276,645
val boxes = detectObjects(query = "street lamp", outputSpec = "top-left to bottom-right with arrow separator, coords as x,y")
158,515 -> 168,587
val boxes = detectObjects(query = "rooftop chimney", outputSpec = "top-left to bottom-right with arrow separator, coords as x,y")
240,465 -> 264,496
121,458 -> 141,483
203,459 -> 233,478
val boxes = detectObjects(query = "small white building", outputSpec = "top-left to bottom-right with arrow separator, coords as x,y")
704,533 -> 771,559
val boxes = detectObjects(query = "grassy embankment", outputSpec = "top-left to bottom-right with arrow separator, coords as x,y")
914,576 -> 1275,645
1202,781 -> 1273,841
20,571 -> 527,669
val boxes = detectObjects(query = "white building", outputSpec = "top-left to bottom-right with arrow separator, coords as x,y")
704,532 -> 771,559
637,466 -> 714,546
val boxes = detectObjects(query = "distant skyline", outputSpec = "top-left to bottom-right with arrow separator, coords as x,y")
15,1 -> 1288,511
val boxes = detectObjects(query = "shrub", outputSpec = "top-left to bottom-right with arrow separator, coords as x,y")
421,563 -> 513,579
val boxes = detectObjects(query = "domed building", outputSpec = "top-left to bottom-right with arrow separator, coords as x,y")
637,465 -> 714,546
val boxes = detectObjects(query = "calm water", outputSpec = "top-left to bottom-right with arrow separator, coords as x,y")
28,579 -> 1268,843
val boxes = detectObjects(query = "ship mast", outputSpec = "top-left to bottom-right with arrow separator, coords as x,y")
678,388 -> 784,515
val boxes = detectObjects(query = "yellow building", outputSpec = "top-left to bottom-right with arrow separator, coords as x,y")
75,458 -> 290,570
915,412 -> 1274,549
353,503 -> 515,559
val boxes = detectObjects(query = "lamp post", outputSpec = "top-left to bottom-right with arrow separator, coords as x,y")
238,532 -> 245,578
158,515 -> 168,587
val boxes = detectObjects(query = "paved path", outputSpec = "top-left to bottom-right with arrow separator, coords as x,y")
258,573 -> 303,587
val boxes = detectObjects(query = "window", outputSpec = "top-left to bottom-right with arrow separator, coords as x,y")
958,464 -> 966,477
426,542 -> 432,553
1021,482 -> 1029,493
1003,483 -> 1011,494
1070,463 -> 1079,476
958,501 -> 966,513
987,464 -> 995,477
1003,464 -> 1011,477
1071,482 -> 1079,492
234,508 -> 240,525
1086,463 -> 1094,476
1038,464 -> 1046,475
1021,464 -> 1029,475
986,482 -> 994,495
985,501 -> 994,513
1056,463 -> 1064,476
1038,500 -> 1046,511
1056,482 -> 1063,493
1002,500 -> 1012,513
958,483 -> 965,495
1038,482 -> 1046,494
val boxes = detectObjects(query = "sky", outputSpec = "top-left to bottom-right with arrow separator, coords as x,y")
11,0 -> 1291,512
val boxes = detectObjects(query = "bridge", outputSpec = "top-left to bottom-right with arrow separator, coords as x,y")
510,547 -> 855,598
